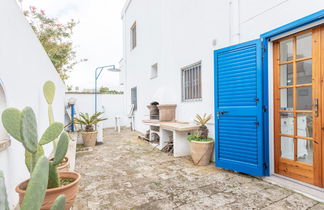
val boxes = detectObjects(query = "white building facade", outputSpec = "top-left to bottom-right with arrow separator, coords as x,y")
0,0 -> 66,207
122,0 -> 324,200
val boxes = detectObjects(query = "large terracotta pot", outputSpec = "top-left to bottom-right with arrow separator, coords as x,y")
190,140 -> 214,166
81,131 -> 98,147
16,172 -> 81,210
49,157 -> 70,172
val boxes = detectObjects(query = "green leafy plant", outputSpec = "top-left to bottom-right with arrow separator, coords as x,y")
2,107 -> 63,173
194,113 -> 212,139
0,157 -> 66,210
1,106 -> 69,189
187,131 -> 213,142
23,6 -> 87,81
74,112 -> 107,132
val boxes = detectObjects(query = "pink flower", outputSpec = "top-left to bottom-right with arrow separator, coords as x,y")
30,6 -> 36,11
40,10 -> 45,15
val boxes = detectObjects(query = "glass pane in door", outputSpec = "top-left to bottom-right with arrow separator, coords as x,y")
280,112 -> 294,135
296,86 -> 312,110
281,137 -> 294,160
296,32 -> 312,59
297,139 -> 313,164
280,39 -> 293,62
280,88 -> 293,110
280,64 -> 293,86
297,113 -> 313,137
296,60 -> 312,84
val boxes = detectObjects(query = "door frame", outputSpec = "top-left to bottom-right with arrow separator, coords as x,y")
261,10 -> 324,184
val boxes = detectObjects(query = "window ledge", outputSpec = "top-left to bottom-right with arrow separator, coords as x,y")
182,98 -> 202,103
0,139 -> 11,152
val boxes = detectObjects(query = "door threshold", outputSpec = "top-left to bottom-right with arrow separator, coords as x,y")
264,174 -> 324,203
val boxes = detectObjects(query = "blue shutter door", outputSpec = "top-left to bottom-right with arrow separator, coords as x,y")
214,39 -> 265,176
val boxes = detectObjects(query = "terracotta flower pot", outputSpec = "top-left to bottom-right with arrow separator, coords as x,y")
190,140 -> 214,166
49,157 -> 70,172
16,172 -> 81,210
81,131 -> 98,147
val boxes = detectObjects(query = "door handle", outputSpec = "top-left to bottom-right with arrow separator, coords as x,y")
220,110 -> 228,115
314,98 -> 319,117
216,110 -> 228,118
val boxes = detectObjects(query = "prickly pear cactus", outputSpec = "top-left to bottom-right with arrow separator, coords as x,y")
50,195 -> 66,210
1,108 -> 22,142
43,81 -> 58,150
21,107 -> 38,153
43,81 -> 55,105
25,145 -> 44,173
53,132 -> 69,165
48,161 -> 60,189
0,171 -> 9,210
39,122 -> 63,145
20,156 -> 49,210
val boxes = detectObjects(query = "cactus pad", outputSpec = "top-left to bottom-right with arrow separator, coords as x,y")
43,81 -> 55,105
39,122 -> 63,145
48,161 -> 60,188
0,171 -> 9,210
20,156 -> 49,210
50,195 -> 66,210
1,108 -> 22,142
21,107 -> 38,153
53,132 -> 69,165
25,145 -> 44,173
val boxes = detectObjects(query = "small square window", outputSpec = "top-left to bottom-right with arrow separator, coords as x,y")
150,63 -> 158,79
181,62 -> 202,101
130,22 -> 136,49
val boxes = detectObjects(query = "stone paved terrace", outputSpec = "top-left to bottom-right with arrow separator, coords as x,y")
74,128 -> 324,210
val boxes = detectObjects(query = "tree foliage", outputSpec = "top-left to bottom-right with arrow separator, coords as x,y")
99,86 -> 123,94
24,6 -> 86,81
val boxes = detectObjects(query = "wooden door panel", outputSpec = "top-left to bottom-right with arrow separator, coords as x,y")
278,159 -> 314,184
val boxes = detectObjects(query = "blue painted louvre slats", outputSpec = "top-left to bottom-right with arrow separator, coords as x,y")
214,39 -> 265,176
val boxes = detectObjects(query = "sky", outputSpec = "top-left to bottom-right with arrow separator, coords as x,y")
18,0 -> 125,90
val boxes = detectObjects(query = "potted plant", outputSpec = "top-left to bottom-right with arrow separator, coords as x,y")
74,112 -> 107,147
1,106 -> 81,209
188,114 -> 214,166
1,157 -> 66,210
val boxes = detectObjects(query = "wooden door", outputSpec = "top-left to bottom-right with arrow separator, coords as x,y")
274,25 -> 323,187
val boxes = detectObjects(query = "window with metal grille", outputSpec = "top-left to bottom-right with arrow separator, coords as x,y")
130,22 -> 136,49
181,62 -> 202,101
131,87 -> 137,110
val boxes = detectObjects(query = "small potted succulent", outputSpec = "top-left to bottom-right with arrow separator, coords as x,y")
74,112 -> 107,147
188,114 -> 214,166
1,106 -> 80,209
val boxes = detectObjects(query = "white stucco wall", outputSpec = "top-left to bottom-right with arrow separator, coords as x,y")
0,0 -> 66,207
122,0 -> 323,137
65,93 -> 127,128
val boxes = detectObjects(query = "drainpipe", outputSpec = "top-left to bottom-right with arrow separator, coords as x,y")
229,0 -> 240,44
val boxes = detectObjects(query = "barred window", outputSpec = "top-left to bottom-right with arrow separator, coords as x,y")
131,87 -> 137,110
181,62 -> 202,101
